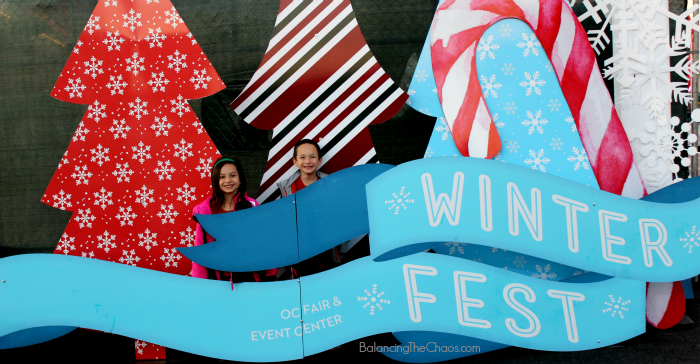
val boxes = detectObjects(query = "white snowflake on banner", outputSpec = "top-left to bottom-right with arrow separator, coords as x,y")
81,251 -> 95,259
145,27 -> 166,48
191,120 -> 205,134
161,248 -> 182,268
71,165 -> 93,185
173,139 -> 193,161
519,71 -> 545,96
131,141 -> 152,164
514,256 -> 527,268
164,6 -> 184,28
58,151 -> 69,169
87,101 -> 107,122
157,204 -> 179,224
96,230 -> 116,252
116,206 -> 137,226
358,284 -> 390,315
531,264 -> 557,280
434,117 -> 452,141
195,158 -> 213,178
89,144 -> 110,166
505,140 -> 520,153
110,119 -> 130,139
154,160 -> 176,180
550,138 -> 563,150
64,78 -> 87,98
522,110 -> 548,134
444,242 -> 467,255
52,190 -> 72,210
73,40 -> 83,54
104,0 -> 117,7
494,113 -> 504,128
190,69 -> 212,90
680,226 -> 700,253
502,63 -> 515,76
125,53 -> 145,76
73,121 -> 89,141
568,147 -> 590,171
135,340 -> 147,355
170,95 -> 190,117
499,23 -> 513,37
106,74 -> 127,95
113,162 -> 134,183
122,9 -> 142,32
57,233 -> 76,254
138,229 -> 158,251
504,102 -> 518,114
424,146 -> 434,158
566,116 -> 576,132
176,182 -> 196,205
477,35 -> 499,60
517,33 -> 541,57
74,208 -> 96,228
524,149 -> 550,172
102,31 -> 124,51
119,249 -> 141,266
84,15 -> 100,35
186,31 -> 197,45
167,50 -> 187,73
414,69 -> 428,82
93,187 -> 113,209
602,295 -> 631,319
548,99 -> 561,111
180,226 -> 195,247
147,72 -> 170,92
150,116 -> 172,136
84,56 -> 104,79
385,187 -> 414,215
135,185 -> 155,207
128,97 -> 148,120
480,74 -> 502,98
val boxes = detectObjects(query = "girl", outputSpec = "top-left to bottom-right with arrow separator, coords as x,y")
190,157 -> 277,284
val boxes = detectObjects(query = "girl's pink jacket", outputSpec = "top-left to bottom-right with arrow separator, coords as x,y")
190,194 -> 276,280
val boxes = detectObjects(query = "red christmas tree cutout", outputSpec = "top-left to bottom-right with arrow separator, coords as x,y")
43,0 -> 225,277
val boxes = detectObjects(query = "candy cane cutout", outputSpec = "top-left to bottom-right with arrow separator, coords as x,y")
431,0 -> 646,197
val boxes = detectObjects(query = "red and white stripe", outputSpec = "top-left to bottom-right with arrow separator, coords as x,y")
231,0 -> 406,202
430,0 -> 646,198
647,281 -> 686,329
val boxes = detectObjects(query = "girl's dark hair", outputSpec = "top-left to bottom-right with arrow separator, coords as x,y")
293,139 -> 322,160
210,157 -> 253,212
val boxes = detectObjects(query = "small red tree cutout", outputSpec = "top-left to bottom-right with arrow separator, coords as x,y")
43,0 -> 225,276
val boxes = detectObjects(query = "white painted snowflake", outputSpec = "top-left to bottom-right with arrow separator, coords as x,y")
135,185 -> 155,207
71,165 -> 92,185
499,23 -> 513,37
358,284 -> 390,315
138,229 -> 158,251
167,50 -> 187,73
147,72 -> 170,92
145,27 -> 166,48
52,190 -> 72,210
504,102 -> 518,115
505,140 -> 520,153
491,247 -> 508,253
566,116 -> 576,132
157,204 -> 179,224
524,149 -> 550,172
568,147 -> 590,171
58,151 -> 69,169
64,78 -> 86,98
73,121 -> 89,141
173,139 -> 193,161
125,53 -> 145,76
102,31 -> 124,51
106,74 -> 127,95
434,117 -> 452,141
87,101 -> 107,122
113,163 -> 134,183
177,183 -> 196,205
550,138 -> 563,150
514,256 -> 527,268
161,248 -> 182,268
73,40 -> 82,54
186,31 -> 197,45
424,146 -> 434,158
480,74 -> 502,98
93,187 -> 113,210
84,15 -> 100,35
81,251 -> 95,259
110,119 -> 130,139
502,63 -> 515,76
522,110 -> 548,134
414,69 -> 428,82
519,71 -> 545,96
154,160 -> 176,180
190,69 -> 212,90
122,8 -> 142,32
96,230 -> 116,252
89,144 -> 110,166
74,208 -> 96,228
385,187 -> 414,215
444,242 -> 467,255
119,249 -> 141,266
517,33 -> 541,57
128,97 -> 148,120
180,227 -> 195,247
195,158 -> 213,178
602,295 -> 631,319
131,141 -> 152,164
171,94 -> 190,117
531,264 -> 557,280
477,35 -> 499,60
548,99 -> 561,111
116,206 -> 137,226
680,226 -> 700,253
164,6 -> 183,28
104,0 -> 117,7
494,113 -> 504,128
84,56 -> 103,79
150,116 -> 172,136
191,120 -> 205,134
57,233 -> 76,254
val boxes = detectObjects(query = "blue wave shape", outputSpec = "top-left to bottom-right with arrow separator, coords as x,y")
178,164 -> 393,272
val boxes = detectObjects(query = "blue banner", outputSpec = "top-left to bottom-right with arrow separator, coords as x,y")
367,157 -> 700,282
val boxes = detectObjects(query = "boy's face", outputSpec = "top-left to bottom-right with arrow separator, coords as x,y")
293,143 -> 322,175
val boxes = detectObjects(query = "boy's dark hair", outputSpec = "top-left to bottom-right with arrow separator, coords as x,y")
293,139 -> 322,160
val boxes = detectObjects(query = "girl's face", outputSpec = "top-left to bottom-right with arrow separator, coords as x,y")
293,143 -> 322,175
218,163 -> 240,196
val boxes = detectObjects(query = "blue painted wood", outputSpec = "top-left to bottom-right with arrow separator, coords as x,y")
0,326 -> 76,350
